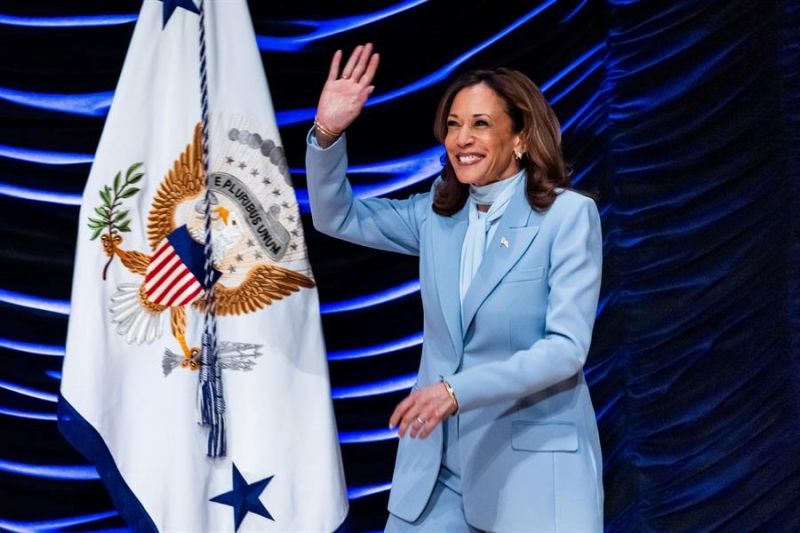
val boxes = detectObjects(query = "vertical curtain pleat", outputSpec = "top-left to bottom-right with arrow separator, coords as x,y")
599,1 -> 800,530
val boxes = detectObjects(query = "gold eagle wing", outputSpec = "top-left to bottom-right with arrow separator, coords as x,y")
194,264 -> 315,316
115,249 -> 151,276
147,122 -> 206,251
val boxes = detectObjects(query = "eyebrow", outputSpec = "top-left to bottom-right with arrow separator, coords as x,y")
448,113 -> 492,119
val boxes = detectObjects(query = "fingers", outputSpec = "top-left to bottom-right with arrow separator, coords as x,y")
340,44 -> 364,80
390,392 -> 420,438
409,414 -> 426,439
327,49 -> 342,81
400,409 -> 428,439
389,385 -> 452,439
389,394 -> 414,430
411,409 -> 438,439
408,405 -> 445,439
357,85 -> 375,106
416,397 -> 453,439
339,44 -> 379,84
360,53 -> 380,87
350,42 -> 373,82
397,410 -> 415,439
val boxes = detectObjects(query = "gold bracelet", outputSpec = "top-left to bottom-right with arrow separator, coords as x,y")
313,117 -> 342,140
441,379 -> 459,415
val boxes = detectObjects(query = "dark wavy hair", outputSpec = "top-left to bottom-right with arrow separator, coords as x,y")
432,68 -> 571,216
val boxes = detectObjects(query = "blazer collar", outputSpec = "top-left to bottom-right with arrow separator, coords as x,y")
431,202 -> 468,360
461,182 -> 540,333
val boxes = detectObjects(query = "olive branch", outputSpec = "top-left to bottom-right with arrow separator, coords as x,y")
87,162 -> 144,279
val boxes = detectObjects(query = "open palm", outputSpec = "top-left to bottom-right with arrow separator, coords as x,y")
316,43 -> 380,134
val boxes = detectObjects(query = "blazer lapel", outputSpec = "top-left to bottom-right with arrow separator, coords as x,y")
431,204 -> 468,358
461,190 -> 540,334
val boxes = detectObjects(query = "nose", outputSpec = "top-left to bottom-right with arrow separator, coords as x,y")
455,125 -> 473,147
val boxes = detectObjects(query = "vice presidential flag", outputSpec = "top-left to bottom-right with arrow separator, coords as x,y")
58,1 -> 348,530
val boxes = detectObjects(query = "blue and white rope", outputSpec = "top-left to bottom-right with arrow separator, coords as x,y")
197,0 -> 225,457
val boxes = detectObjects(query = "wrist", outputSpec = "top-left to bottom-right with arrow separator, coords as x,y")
441,379 -> 459,416
313,116 -> 343,147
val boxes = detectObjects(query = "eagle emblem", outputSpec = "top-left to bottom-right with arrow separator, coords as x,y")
90,123 -> 314,372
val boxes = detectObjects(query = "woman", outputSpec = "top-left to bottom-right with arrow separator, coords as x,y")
306,44 -> 604,532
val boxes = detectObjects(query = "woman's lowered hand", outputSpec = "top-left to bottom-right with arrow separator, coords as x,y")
389,382 -> 458,439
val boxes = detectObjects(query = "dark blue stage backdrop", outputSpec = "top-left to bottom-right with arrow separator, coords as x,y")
0,1 -> 798,531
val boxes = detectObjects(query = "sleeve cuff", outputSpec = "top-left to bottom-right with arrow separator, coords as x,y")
441,372 -> 474,414
306,126 -> 345,151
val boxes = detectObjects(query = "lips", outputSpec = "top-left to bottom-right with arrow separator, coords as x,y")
455,153 -> 485,165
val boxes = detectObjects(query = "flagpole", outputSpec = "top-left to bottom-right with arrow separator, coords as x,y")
197,0 -> 225,458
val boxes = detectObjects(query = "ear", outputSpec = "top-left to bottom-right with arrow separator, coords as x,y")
514,132 -> 525,152
513,133 -> 525,160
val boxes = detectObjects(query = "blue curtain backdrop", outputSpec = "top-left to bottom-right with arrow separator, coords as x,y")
0,1 -> 798,531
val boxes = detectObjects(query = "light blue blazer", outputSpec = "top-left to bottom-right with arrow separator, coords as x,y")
307,134 -> 604,533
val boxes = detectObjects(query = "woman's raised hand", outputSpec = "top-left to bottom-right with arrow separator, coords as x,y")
315,44 -> 380,137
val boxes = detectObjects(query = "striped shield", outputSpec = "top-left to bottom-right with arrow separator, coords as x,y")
144,225 -> 220,306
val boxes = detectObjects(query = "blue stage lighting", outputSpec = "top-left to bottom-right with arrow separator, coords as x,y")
0,406 -> 57,421
0,183 -> 82,205
0,380 -> 58,402
0,288 -> 71,315
0,458 -> 98,480
328,333 -> 422,361
347,482 -> 391,500
320,280 -> 420,314
0,338 -> 65,356
277,0 -> 560,125
0,87 -> 113,117
257,0 -> 428,51
339,427 -> 398,444
0,144 -> 92,165
0,511 -> 119,533
331,373 -> 416,399
0,13 -> 136,27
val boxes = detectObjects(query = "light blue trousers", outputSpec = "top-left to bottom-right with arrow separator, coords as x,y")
384,471 -> 483,533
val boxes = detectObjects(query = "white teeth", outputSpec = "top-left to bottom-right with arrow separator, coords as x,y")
458,155 -> 482,164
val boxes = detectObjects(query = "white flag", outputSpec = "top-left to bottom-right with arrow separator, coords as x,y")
59,0 -> 348,530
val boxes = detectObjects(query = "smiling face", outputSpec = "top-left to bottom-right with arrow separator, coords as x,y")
444,83 -> 523,187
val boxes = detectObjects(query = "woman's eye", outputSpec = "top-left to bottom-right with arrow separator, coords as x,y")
474,119 -> 489,127
446,120 -> 459,127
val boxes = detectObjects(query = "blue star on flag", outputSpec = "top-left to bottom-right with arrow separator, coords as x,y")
210,463 -> 275,531
158,0 -> 200,28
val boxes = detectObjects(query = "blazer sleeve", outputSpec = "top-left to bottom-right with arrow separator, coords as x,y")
446,195 -> 603,412
305,131 -> 429,256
